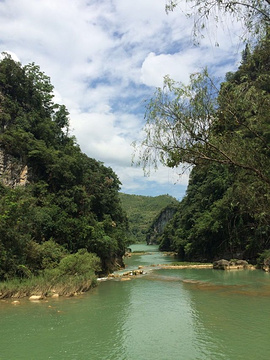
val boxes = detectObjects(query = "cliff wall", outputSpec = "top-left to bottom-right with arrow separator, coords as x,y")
0,148 -> 28,187
146,205 -> 177,245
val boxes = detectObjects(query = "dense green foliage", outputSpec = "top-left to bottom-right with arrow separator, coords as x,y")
0,249 -> 100,299
148,34 -> 270,262
0,54 -> 128,281
119,193 -> 178,243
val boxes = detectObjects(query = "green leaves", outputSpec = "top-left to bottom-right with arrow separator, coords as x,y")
138,34 -> 270,186
0,55 -> 128,280
57,249 -> 101,276
136,69 -> 219,172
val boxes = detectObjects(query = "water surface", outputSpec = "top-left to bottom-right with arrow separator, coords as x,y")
1,245 -> 270,359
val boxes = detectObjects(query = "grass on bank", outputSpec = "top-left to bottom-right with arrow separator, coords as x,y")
0,249 -> 101,299
0,272 -> 97,299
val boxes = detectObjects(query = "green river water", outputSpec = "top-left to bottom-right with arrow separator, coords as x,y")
1,244 -> 270,360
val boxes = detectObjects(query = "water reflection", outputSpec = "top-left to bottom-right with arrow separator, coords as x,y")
123,244 -> 177,271
1,250 -> 270,360
119,275 -> 212,360
0,281 -> 132,360
153,268 -> 270,360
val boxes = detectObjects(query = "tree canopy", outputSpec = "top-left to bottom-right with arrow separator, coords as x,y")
136,34 -> 270,186
0,54 -> 128,280
148,33 -> 270,261
119,193 -> 178,243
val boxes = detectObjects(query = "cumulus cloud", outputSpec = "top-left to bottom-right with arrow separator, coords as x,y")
0,0 -> 243,198
141,50 -> 200,87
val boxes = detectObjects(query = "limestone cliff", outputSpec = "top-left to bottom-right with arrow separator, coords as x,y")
0,147 -> 28,187
146,205 -> 177,245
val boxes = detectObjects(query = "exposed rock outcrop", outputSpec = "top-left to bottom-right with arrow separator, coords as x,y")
29,295 -> 43,301
230,260 -> 249,267
146,205 -> 177,245
213,259 -> 249,270
0,147 -> 29,187
263,257 -> 270,272
122,269 -> 145,276
213,259 -> 230,270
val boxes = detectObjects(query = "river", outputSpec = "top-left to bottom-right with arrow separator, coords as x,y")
1,244 -> 270,360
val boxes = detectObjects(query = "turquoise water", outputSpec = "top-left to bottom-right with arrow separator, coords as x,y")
1,245 -> 270,360
123,244 -> 175,270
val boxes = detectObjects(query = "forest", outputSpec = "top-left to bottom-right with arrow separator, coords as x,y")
0,54 -> 128,292
119,193 -> 178,243
1,3 -> 270,296
152,33 -> 270,264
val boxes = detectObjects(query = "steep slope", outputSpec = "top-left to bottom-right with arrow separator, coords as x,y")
119,193 -> 178,243
158,35 -> 270,262
0,54 -> 128,279
146,204 -> 178,244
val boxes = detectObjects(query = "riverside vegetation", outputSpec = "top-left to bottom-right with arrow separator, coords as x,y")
1,9 -> 270,298
0,54 -> 128,298
119,193 -> 178,243
136,30 -> 270,266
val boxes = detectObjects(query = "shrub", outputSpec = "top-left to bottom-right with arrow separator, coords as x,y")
57,249 -> 101,276
257,249 -> 270,267
40,239 -> 68,269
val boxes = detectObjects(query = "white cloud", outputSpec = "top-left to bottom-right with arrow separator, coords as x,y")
0,0 -> 244,199
141,50 -> 199,87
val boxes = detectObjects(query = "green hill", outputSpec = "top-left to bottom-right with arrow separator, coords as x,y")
119,193 -> 179,243
157,35 -> 270,264
0,54 -> 128,281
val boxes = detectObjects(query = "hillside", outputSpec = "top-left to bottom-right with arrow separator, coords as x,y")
0,54 -> 128,281
157,34 -> 270,264
119,193 -> 179,243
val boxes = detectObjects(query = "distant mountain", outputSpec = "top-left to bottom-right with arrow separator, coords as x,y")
119,193 -> 179,244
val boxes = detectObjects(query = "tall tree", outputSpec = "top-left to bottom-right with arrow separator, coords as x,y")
166,1 -> 270,42
145,33 -> 270,261
135,34 -> 270,186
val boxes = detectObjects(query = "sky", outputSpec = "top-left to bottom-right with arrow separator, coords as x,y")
0,0 -> 244,200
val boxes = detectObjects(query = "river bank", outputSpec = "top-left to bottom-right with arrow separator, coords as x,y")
159,263 -> 257,270
2,244 -> 269,360
0,273 -> 97,301
0,247 -> 262,301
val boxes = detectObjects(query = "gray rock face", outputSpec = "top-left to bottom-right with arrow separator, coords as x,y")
0,148 -> 28,187
146,205 -> 177,245
234,260 -> 248,267
263,257 -> 270,272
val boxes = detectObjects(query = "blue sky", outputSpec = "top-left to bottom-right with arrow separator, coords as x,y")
0,0 -> 244,200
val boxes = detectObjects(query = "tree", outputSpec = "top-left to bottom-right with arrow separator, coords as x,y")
135,70 -> 219,172
23,62 -> 54,115
142,33 -> 270,261
166,1 -> 270,42
135,34 -> 270,186
158,158 -> 270,261
0,55 -> 129,279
